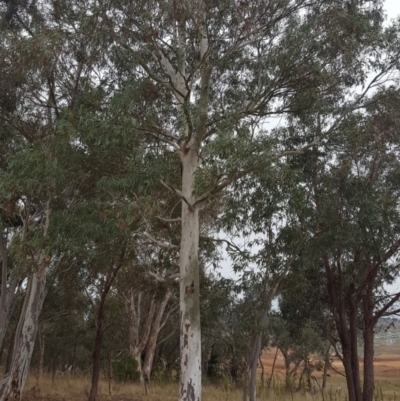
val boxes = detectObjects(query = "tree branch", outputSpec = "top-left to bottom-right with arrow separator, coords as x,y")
200,235 -> 242,253
142,232 -> 179,251
147,271 -> 179,283
275,139 -> 320,158
155,216 -> 181,223
160,180 -> 194,211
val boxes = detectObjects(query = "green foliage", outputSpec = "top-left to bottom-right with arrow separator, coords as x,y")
113,356 -> 140,383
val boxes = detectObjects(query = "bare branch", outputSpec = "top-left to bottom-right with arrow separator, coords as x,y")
147,271 -> 179,283
142,232 -> 179,251
160,180 -> 194,211
374,291 -> 400,322
141,129 -> 179,150
193,169 -> 252,208
156,216 -> 181,223
160,180 -> 182,196
200,235 -> 242,253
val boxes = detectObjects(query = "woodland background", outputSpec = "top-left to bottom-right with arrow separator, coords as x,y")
1,1 -> 400,401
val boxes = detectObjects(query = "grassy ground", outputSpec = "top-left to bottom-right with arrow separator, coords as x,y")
22,373 -> 400,401
19,337 -> 400,401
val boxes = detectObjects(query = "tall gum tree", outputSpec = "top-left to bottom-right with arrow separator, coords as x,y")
108,1 -> 386,399
279,74 -> 400,401
0,0 -> 118,398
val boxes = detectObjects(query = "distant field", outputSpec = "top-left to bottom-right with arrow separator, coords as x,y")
372,336 -> 400,357
261,340 -> 400,382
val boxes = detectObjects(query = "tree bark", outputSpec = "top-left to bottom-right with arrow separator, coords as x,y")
322,341 -> 331,392
324,257 -> 361,401
248,334 -> 261,401
284,353 -> 291,390
362,314 -> 374,401
88,293 -> 105,401
36,327 -> 45,387
179,147 -> 201,401
108,350 -> 113,397
242,368 -> 249,401
127,290 -> 156,381
348,292 -> 362,401
267,347 -> 279,389
0,264 -> 47,401
304,354 -> 312,392
88,261 -> 122,401
142,289 -> 172,381
0,231 -> 17,354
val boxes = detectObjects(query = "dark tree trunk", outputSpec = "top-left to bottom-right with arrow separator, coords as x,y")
267,347 -> 279,389
304,354 -> 312,392
322,341 -> 331,391
88,295 -> 105,401
324,257 -> 362,401
362,303 -> 375,401
348,292 -> 362,401
88,258 -> 124,401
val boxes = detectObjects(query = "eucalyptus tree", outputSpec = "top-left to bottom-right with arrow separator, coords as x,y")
219,155 -> 310,401
0,1 -> 128,398
34,261 -> 92,378
278,70 -> 400,401
277,261 -> 333,391
106,2 -> 386,399
116,250 -> 177,382
0,15 -> 63,400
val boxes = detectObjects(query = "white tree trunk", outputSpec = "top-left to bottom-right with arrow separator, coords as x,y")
0,278 -> 17,355
0,263 -> 47,401
142,289 -> 172,381
179,148 -> 201,401
0,231 -> 17,353
249,334 -> 261,401
127,290 -> 155,381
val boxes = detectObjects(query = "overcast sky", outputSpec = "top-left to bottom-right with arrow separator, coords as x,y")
385,0 -> 400,21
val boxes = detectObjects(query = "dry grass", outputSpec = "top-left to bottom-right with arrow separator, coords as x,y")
22,373 -> 400,401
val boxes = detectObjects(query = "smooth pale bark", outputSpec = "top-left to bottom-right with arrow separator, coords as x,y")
36,326 -> 45,386
135,3 -> 210,398
0,232 -> 17,354
244,265 -> 290,401
142,289 -> 172,381
241,371 -> 248,401
0,278 -> 17,356
127,290 -> 155,380
246,334 -> 261,401
0,263 -> 47,401
179,146 -> 201,401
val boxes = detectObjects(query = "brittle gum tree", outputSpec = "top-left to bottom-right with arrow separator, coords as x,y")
107,1 -> 384,400
0,0 -> 126,398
